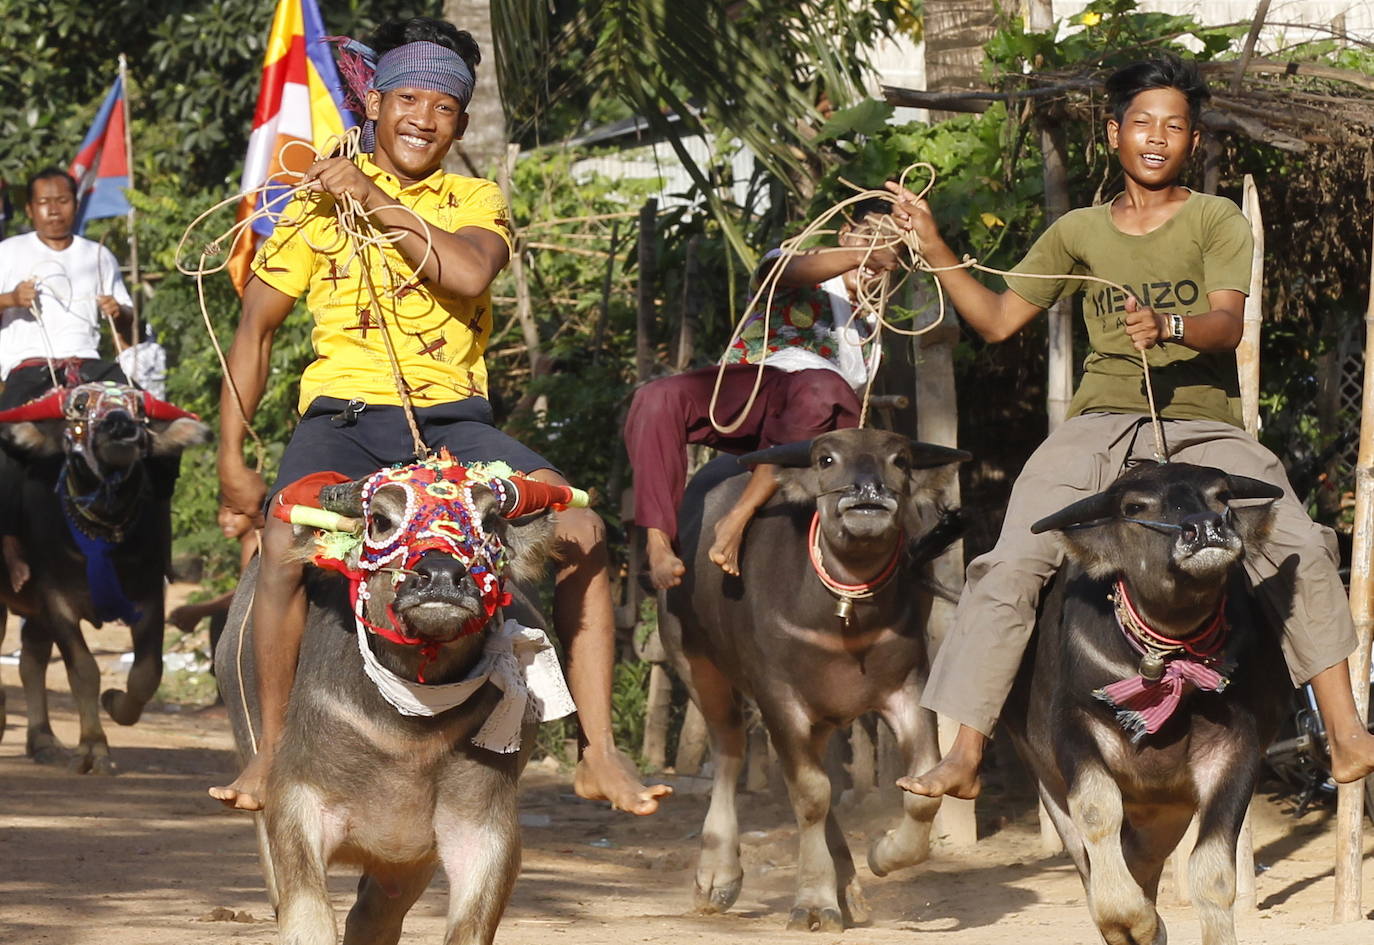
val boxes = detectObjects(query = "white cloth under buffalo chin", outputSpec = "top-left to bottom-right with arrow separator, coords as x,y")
356,616 -> 576,753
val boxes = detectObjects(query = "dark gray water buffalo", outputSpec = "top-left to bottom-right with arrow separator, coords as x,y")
217,458 -> 576,945
1003,461 -> 1288,945
0,381 -> 208,773
660,427 -> 969,931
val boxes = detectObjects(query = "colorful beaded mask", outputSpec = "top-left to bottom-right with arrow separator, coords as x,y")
356,454 -> 511,622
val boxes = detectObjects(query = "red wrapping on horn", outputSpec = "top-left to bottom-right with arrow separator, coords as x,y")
271,471 -> 354,524
0,389 -> 66,423
494,476 -> 576,517
140,392 -> 201,422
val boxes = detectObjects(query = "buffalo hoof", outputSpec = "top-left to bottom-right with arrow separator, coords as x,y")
867,829 -> 930,878
692,871 -> 743,914
786,905 -> 844,933
101,688 -> 145,726
842,876 -> 871,926
30,743 -> 72,767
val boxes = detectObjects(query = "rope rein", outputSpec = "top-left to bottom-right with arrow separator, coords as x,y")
711,163 -> 1168,460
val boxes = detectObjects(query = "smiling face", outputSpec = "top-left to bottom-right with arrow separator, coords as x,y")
1106,86 -> 1200,190
366,86 -> 469,184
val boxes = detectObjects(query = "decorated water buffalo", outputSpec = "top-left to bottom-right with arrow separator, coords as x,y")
0,381 -> 208,773
216,453 -> 580,944
659,427 -> 969,931
1003,461 -> 1288,945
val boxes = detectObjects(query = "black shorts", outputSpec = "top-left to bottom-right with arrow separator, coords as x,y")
269,396 -> 557,500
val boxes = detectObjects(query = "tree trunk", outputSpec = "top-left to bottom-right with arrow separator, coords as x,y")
923,0 -> 999,120
441,0 -> 507,178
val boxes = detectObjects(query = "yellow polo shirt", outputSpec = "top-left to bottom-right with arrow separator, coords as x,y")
251,155 -> 514,414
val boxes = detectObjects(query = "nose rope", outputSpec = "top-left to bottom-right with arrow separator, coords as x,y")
1121,516 -> 1186,533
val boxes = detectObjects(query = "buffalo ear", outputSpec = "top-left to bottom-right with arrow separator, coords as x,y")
148,418 -> 211,456
907,440 -> 972,469
739,439 -> 813,469
319,479 -> 367,517
0,419 -> 64,457
1031,491 -> 1116,534
1224,474 -> 1284,501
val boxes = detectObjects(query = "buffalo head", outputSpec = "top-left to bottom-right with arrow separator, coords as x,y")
0,382 -> 209,472
741,428 -> 969,555
1031,461 -> 1281,608
286,458 -> 560,644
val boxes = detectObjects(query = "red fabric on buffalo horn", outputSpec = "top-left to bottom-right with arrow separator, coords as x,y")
271,471 -> 355,523
493,476 -> 574,517
140,392 -> 201,422
0,389 -> 66,423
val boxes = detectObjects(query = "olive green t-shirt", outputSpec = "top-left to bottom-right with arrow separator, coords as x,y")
1004,191 -> 1253,427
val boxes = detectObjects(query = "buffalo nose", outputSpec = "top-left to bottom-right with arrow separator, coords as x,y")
410,551 -> 467,589
1179,511 -> 1225,545
98,410 -> 139,441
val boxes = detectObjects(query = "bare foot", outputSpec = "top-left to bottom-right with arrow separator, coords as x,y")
573,746 -> 673,815
897,756 -> 983,800
208,751 -> 270,811
1329,727 -> 1374,783
3,534 -> 30,592
707,511 -> 750,577
645,528 -> 686,590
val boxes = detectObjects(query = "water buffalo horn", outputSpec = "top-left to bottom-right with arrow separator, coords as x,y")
141,392 -> 201,422
908,441 -> 973,469
0,389 -> 66,423
1030,491 -> 1117,534
738,439 -> 814,468
1224,474 -> 1284,501
491,477 -> 586,518
318,480 -> 366,517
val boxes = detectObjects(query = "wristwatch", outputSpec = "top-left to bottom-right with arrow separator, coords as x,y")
1167,314 -> 1185,343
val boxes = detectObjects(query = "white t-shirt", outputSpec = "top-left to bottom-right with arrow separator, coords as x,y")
0,232 -> 132,379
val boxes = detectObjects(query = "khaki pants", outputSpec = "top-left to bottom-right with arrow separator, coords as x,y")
922,412 -> 1357,736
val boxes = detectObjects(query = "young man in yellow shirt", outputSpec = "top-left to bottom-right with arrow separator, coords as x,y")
211,16 -> 670,816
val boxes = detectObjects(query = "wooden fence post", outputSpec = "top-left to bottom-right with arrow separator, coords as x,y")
915,308 -> 976,848
1333,216 -> 1374,924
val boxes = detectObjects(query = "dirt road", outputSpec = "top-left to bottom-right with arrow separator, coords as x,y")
3,611 -> 1373,945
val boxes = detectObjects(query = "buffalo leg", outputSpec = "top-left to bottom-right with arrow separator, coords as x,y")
767,709 -> 851,932
1121,803 -> 1193,903
102,596 -> 165,726
1188,760 -> 1256,945
683,653 -> 747,914
270,785 -> 340,945
0,605 -> 7,741
869,693 -> 940,878
49,619 -> 114,775
343,865 -> 436,945
20,618 -> 68,764
435,792 -> 522,945
1067,761 -> 1163,945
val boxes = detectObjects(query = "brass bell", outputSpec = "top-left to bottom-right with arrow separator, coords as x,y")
834,598 -> 854,622
1139,652 -> 1166,681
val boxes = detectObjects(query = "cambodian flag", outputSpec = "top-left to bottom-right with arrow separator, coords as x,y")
227,0 -> 355,292
69,76 -> 130,234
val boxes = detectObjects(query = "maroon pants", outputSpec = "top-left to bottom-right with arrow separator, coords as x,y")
623,364 -> 860,540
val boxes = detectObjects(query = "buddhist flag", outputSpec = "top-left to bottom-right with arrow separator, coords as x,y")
227,0 -> 354,293
69,75 -> 131,233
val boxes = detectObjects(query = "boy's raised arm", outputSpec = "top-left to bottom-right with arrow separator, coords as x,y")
885,180 -> 1042,343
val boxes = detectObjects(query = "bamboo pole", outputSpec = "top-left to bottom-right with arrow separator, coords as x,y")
1333,216 -> 1374,923
635,199 -> 658,382
119,53 -> 140,319
1238,175 -> 1263,437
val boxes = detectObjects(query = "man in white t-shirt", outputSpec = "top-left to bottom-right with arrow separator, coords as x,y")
0,167 -> 136,590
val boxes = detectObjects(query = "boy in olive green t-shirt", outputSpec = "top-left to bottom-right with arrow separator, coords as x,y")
884,54 -> 1374,799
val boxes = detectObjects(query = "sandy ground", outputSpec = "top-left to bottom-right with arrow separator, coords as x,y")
3,595 -> 1374,945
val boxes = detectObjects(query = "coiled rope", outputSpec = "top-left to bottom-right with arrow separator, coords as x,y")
710,162 -> 1169,461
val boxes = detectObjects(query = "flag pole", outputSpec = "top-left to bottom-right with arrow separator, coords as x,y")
119,52 -> 140,320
